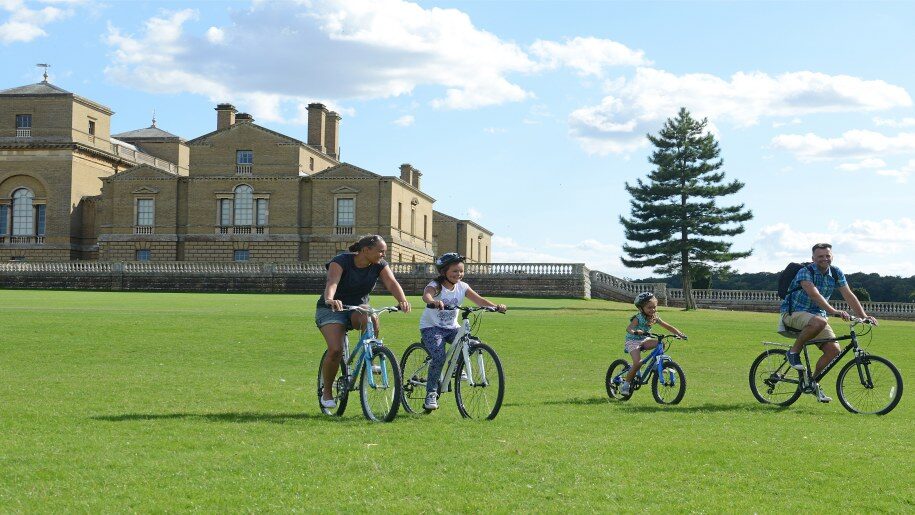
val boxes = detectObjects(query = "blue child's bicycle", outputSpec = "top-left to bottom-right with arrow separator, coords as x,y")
605,333 -> 688,404
317,305 -> 402,422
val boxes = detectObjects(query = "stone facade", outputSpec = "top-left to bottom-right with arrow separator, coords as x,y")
0,80 -> 491,263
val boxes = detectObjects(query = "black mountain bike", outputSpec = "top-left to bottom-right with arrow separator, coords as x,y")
749,317 -> 902,415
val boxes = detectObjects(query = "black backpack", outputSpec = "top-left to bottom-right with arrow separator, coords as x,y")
777,262 -> 838,313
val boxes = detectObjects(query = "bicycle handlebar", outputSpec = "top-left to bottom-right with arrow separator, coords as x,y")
637,332 -> 687,341
426,304 -> 505,313
341,305 -> 400,315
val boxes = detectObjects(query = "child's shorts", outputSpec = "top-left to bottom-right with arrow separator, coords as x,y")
624,338 -> 649,353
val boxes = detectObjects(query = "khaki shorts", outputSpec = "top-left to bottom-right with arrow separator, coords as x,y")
782,311 -> 836,344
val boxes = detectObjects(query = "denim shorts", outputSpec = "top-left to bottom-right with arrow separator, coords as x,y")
315,305 -> 353,330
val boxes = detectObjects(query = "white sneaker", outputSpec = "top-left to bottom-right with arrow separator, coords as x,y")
424,392 -> 439,410
815,386 -> 832,403
619,380 -> 631,396
320,396 -> 337,409
460,370 -> 468,381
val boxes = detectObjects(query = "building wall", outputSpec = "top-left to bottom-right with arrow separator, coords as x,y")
190,123 -> 306,177
0,96 -> 72,139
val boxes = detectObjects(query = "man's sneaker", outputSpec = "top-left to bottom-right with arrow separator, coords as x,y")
815,385 -> 832,403
424,392 -> 439,410
786,351 -> 806,371
619,380 -> 631,396
320,396 -> 337,409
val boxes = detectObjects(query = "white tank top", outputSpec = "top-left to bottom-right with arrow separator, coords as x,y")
419,280 -> 469,329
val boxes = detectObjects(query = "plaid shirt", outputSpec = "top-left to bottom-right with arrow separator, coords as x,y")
780,264 -> 847,316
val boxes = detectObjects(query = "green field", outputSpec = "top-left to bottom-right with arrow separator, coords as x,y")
1,290 -> 912,511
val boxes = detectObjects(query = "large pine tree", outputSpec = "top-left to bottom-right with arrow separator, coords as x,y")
620,108 -> 753,310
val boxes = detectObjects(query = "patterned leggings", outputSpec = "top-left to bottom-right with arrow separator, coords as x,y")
420,326 -> 459,395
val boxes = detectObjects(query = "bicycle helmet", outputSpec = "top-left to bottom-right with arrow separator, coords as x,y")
435,252 -> 465,271
634,292 -> 655,308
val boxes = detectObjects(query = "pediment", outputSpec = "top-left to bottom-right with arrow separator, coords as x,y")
131,186 -> 160,195
312,163 -> 381,180
108,164 -> 179,181
331,186 -> 360,194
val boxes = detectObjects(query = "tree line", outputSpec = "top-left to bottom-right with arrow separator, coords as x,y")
633,271 -> 915,303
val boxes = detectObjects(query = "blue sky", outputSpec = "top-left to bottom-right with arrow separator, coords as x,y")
3,0 -> 914,278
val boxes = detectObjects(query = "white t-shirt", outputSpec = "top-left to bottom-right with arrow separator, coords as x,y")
419,280 -> 470,329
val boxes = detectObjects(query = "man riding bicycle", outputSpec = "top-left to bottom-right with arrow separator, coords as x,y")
781,243 -> 877,402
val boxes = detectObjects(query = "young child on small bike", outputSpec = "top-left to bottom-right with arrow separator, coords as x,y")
620,292 -> 685,396
420,252 -> 507,410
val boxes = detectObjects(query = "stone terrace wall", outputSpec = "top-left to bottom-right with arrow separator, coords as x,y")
0,262 -> 590,298
2,262 -> 913,320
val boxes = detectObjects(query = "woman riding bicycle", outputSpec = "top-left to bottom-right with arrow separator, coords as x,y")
316,234 -> 411,409
419,252 -> 506,411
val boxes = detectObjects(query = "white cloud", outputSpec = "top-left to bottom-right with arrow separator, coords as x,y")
734,220 -> 915,276
0,0 -> 76,44
771,130 -> 915,161
837,158 -> 886,171
205,26 -> 224,44
875,168 -> 910,183
392,115 -> 414,126
873,116 -> 915,128
529,36 -> 649,76
569,67 -> 912,155
466,207 -> 483,221
483,127 -> 506,134
772,117 -> 802,128
103,0 -> 538,122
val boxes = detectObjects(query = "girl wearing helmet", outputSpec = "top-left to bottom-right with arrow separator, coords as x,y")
419,252 -> 507,410
620,292 -> 685,396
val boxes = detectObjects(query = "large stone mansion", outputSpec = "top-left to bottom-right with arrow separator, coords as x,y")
0,78 -> 491,263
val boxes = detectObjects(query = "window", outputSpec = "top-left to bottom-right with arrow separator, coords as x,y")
256,199 -> 268,226
15,114 -> 31,137
136,199 -> 154,226
309,157 -> 315,171
410,208 -> 416,236
236,150 -> 253,165
0,205 -> 8,235
35,205 -> 45,236
397,202 -> 402,230
219,199 -> 232,226
234,249 -> 250,261
88,120 -> 96,136
136,249 -> 151,261
423,215 -> 428,240
336,198 -> 354,226
233,185 -> 253,225
11,188 -> 34,235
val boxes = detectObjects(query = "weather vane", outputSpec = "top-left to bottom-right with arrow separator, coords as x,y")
152,109 -> 157,128
36,63 -> 50,82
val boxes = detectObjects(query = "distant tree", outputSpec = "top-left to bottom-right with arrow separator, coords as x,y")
620,108 -> 753,309
852,287 -> 871,302
909,291 -> 915,303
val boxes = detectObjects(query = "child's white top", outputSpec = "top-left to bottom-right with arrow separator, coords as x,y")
419,280 -> 470,329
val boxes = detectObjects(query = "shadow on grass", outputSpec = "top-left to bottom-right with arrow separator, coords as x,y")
91,411 -> 359,424
508,396 -> 786,414
509,306 -> 631,312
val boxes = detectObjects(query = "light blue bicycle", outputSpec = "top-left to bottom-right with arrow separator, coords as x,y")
317,305 -> 402,422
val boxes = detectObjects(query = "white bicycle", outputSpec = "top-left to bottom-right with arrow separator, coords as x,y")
400,305 -> 506,420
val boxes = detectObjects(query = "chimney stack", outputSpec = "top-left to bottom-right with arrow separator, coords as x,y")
325,111 -> 341,160
235,113 -> 254,123
216,103 -> 237,130
400,163 -> 421,189
307,103 -> 327,153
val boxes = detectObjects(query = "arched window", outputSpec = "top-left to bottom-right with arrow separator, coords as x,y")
12,188 -> 34,236
233,185 -> 253,226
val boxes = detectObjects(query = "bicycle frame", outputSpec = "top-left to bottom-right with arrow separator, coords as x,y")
629,336 -> 677,387
340,306 -> 393,390
763,319 -> 872,386
436,307 -> 489,393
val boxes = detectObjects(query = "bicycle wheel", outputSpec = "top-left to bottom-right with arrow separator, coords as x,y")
359,345 -> 402,422
651,360 -> 686,404
605,359 -> 632,400
400,342 -> 433,414
317,349 -> 349,416
454,342 -> 504,420
836,354 -> 903,415
748,349 -> 802,406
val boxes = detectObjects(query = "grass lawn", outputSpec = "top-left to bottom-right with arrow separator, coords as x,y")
1,290 -> 913,511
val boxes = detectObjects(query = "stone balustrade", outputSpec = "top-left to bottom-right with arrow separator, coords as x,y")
1,262 -> 913,320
